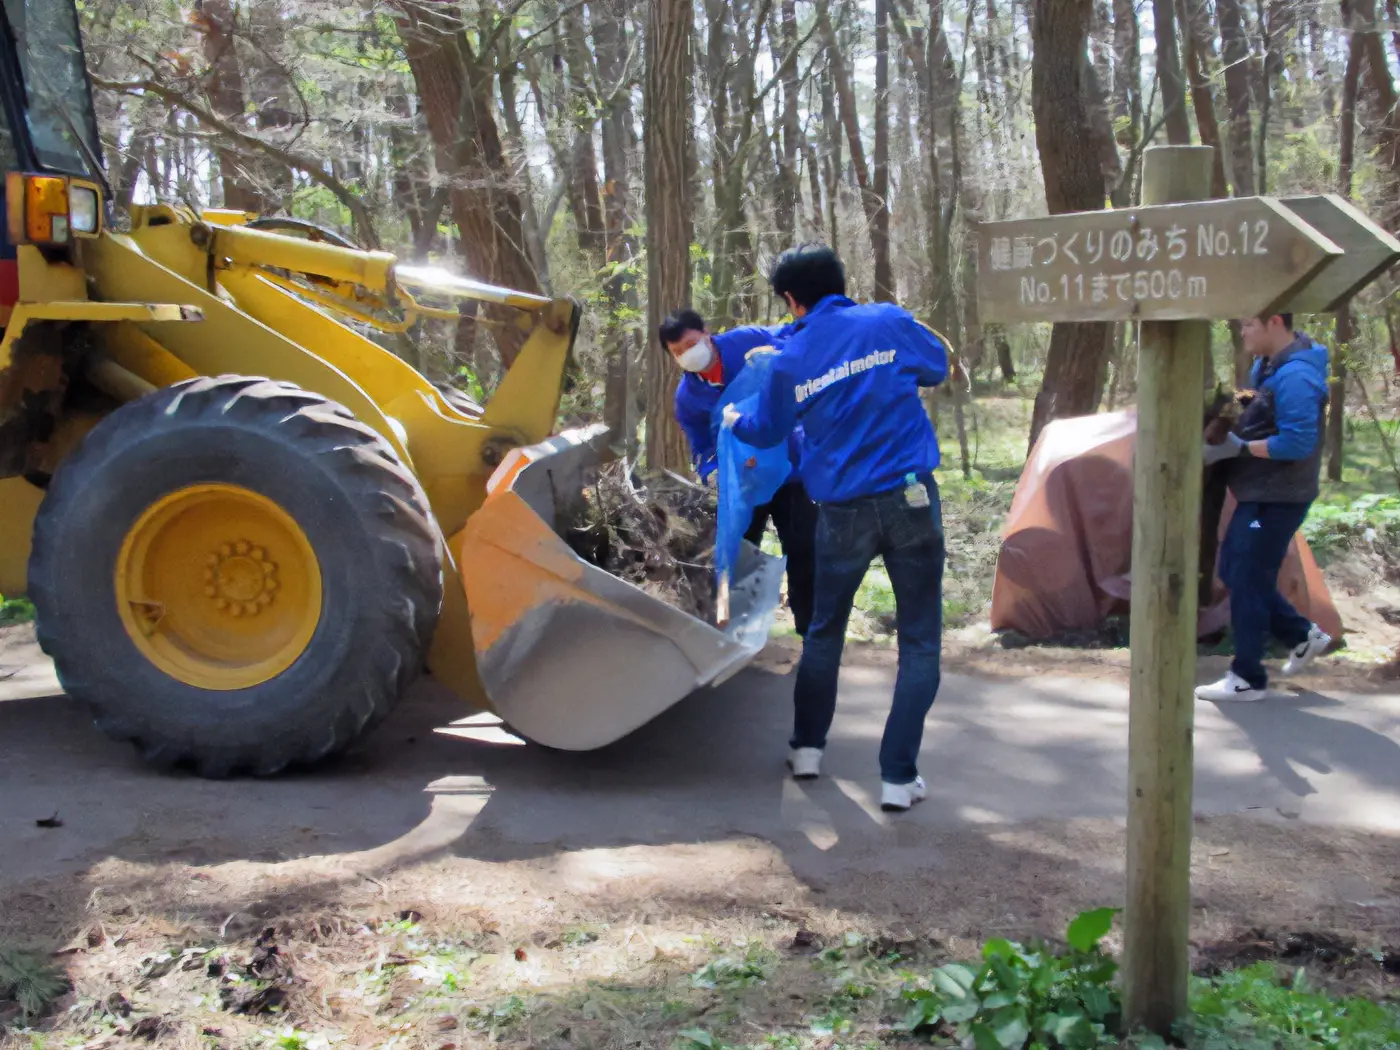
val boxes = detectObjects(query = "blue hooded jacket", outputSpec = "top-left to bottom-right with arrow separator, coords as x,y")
731,296 -> 950,504
674,323 -> 793,481
1249,336 -> 1329,460
1229,333 -> 1330,504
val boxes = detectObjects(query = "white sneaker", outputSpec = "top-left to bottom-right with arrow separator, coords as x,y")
880,776 -> 927,812
788,747 -> 822,779
1283,625 -> 1331,675
1195,671 -> 1267,702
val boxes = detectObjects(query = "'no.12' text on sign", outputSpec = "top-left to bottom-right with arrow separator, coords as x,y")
975,197 -> 1343,324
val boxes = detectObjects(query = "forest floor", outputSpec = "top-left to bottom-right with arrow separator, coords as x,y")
3,390 -> 1399,1049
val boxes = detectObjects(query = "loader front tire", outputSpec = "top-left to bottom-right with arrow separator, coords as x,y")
28,376 -> 444,777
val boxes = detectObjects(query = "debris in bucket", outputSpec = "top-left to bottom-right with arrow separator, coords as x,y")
564,459 -> 718,622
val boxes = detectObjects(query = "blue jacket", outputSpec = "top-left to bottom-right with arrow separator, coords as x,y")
1249,336 -> 1329,461
674,323 -> 792,481
731,296 -> 949,503
1229,333 -> 1330,504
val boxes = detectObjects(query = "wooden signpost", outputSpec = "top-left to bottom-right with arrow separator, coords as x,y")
975,145 -> 1398,1037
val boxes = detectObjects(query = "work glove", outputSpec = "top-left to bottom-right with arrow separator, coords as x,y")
721,403 -> 741,428
1203,431 -> 1246,466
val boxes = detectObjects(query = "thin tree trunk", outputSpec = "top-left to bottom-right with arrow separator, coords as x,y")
1110,0 -> 1141,204
1152,0 -> 1191,143
775,0 -> 801,242
820,2 -> 892,298
644,0 -> 694,470
1255,0 -> 1292,194
560,6 -> 608,266
1358,0 -> 1400,218
873,0 -> 893,300
1179,0 -> 1229,196
1081,52 -> 1124,192
1388,0 -> 1400,68
993,327 -> 1016,382
819,56 -> 841,251
498,55 -> 552,290
196,0 -> 266,213
1215,0 -> 1256,195
1028,0 -> 1113,451
592,0 -> 642,453
1327,27 -> 1365,481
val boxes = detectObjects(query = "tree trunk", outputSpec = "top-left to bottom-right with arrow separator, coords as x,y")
1109,0 -> 1141,204
560,6 -> 608,266
996,330 -> 1019,383
1388,0 -> 1400,67
498,56 -> 552,291
1152,0 -> 1191,143
1081,52 -> 1124,192
775,0 -> 802,242
1028,0 -> 1113,451
1179,0 -> 1229,196
195,0 -> 266,213
1255,0 -> 1292,194
591,0 -> 643,453
644,0 -> 694,471
819,56 -> 841,250
872,0 -> 894,301
889,0 -> 946,323
1214,0 -> 1256,195
393,2 -> 542,367
1327,27 -> 1365,481
820,3 -> 892,299
1357,0 -> 1400,220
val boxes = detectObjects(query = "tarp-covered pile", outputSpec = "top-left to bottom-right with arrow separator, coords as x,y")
990,409 -> 1343,641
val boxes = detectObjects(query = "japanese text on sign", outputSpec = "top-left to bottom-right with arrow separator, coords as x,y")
986,219 -> 1271,309
976,197 -> 1340,323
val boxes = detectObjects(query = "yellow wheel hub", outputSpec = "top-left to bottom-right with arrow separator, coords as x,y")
116,484 -> 322,690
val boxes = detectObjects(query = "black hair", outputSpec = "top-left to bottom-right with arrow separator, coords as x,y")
769,244 -> 847,309
658,309 -> 706,346
1259,311 -> 1294,330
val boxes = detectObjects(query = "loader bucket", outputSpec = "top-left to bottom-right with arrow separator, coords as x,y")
458,424 -> 785,750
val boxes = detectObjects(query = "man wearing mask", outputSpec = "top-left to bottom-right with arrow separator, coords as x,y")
1196,312 -> 1333,702
660,309 -> 816,638
722,245 -> 950,811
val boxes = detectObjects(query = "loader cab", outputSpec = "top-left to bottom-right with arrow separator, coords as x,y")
0,0 -> 105,323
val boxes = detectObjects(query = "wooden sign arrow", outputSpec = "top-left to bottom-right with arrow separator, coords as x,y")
976,197 -> 1344,324
1276,195 -> 1400,313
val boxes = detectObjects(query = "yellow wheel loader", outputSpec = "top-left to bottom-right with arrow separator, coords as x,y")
0,0 -> 784,775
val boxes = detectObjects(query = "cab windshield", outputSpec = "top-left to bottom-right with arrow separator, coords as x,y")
2,0 -> 100,176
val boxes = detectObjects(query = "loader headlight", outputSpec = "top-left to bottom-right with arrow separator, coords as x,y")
5,172 -> 103,246
69,185 -> 99,234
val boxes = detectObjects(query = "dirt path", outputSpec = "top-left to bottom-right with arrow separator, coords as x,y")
3,622 -> 1399,933
3,625 -> 1399,1045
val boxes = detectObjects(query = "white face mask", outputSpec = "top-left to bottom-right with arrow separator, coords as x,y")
676,339 -> 714,372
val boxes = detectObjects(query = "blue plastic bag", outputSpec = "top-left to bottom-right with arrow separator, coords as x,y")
712,350 -> 793,580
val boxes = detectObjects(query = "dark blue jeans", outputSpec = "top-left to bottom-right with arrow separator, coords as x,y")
1217,500 -> 1313,689
791,476 -> 946,783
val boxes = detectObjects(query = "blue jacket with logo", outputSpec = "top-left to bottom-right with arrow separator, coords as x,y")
674,323 -> 793,481
732,296 -> 949,503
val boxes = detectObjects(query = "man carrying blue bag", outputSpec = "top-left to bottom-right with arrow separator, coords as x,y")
661,309 -> 817,637
724,245 -> 950,812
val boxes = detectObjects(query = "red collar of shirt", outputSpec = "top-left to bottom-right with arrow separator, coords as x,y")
699,356 -> 724,386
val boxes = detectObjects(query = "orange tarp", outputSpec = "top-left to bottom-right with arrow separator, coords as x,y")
989,409 -> 1343,641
